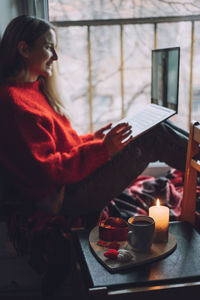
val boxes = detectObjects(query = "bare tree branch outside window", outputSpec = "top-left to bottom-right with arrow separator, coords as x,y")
49,0 -> 200,133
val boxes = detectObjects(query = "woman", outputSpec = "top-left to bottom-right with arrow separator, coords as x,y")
0,15 -> 188,294
0,15 -> 134,214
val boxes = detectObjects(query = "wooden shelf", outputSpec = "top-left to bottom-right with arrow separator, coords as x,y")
191,159 -> 200,172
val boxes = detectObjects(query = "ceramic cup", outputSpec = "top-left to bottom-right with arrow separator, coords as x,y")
127,216 -> 155,253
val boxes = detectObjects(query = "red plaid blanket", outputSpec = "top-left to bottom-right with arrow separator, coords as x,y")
99,169 -> 200,222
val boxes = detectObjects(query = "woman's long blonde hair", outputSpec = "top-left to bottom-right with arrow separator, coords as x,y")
0,15 -> 66,116
40,63 -> 67,116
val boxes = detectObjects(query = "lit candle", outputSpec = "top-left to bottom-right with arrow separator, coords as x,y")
149,199 -> 169,243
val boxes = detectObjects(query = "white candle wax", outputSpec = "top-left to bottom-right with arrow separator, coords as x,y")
149,200 -> 169,243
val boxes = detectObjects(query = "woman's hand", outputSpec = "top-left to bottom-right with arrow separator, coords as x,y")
94,123 -> 113,140
103,123 -> 133,157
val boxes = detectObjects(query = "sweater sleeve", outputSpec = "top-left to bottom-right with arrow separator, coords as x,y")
80,133 -> 94,142
0,94 -> 110,188
17,113 -> 109,185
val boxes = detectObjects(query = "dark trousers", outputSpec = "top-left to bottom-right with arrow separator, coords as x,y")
63,120 -> 188,217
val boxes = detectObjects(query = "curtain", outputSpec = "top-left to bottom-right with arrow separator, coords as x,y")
23,0 -> 49,20
0,0 -> 49,37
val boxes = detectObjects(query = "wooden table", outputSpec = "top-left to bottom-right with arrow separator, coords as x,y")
72,221 -> 200,300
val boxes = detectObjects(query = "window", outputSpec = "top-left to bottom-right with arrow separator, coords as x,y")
49,0 -> 200,134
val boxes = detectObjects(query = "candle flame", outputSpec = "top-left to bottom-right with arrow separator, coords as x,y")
156,199 -> 160,206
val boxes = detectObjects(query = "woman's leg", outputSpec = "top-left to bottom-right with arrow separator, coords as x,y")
62,121 -> 188,216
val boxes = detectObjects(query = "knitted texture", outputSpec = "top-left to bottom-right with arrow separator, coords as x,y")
0,80 -> 109,201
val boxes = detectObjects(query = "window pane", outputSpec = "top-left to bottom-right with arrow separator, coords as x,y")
91,26 -> 121,132
56,27 -> 90,133
49,0 -> 200,21
157,22 -> 191,131
49,1 -> 200,133
123,24 -> 154,117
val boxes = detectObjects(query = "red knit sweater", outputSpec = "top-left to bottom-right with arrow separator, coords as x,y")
0,80 -> 110,201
